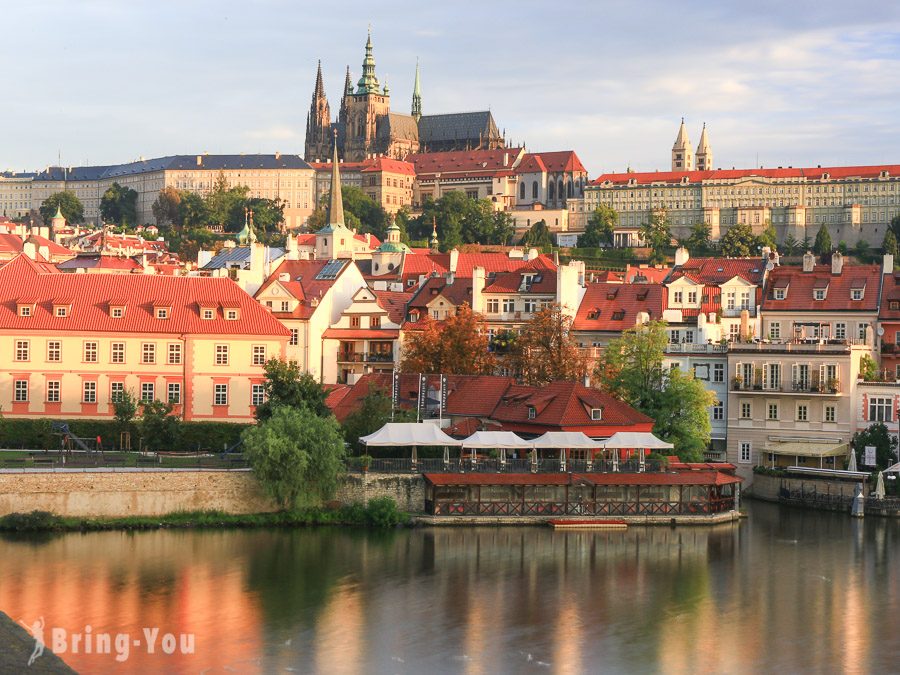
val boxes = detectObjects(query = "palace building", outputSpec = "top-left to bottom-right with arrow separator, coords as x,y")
304,32 -> 505,163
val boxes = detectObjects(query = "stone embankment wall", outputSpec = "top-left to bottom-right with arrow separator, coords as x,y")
749,473 -> 871,502
0,470 -> 424,517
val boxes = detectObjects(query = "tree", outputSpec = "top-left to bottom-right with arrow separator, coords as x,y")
152,187 -> 182,229
686,221 -> 714,256
859,353 -> 880,382
400,303 -> 496,375
719,223 -> 757,257
100,182 -> 139,226
341,384 -> 416,453
850,422 -> 897,471
520,219 -> 554,250
408,192 -> 512,249
639,210 -> 671,265
595,321 -> 715,461
177,192 -> 209,230
579,205 -> 617,248
891,213 -> 900,241
40,191 -> 84,225
837,240 -> 848,255
758,223 -> 778,250
139,400 -> 181,452
509,304 -> 589,385
307,185 -> 390,239
883,230 -> 898,258
814,223 -> 832,255
255,358 -> 330,422
246,197 -> 285,236
243,405 -> 346,509
852,239 -> 870,262
782,234 -> 801,256
113,390 -> 139,446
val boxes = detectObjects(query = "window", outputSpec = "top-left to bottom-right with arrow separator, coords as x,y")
251,384 -> 266,407
83,341 -> 98,363
674,290 -> 683,303
15,340 -> 29,361
202,308 -> 215,320
767,403 -> 779,420
824,405 -> 836,423
739,441 -> 752,463
502,298 -> 515,313
858,323 -> 869,340
215,345 -> 229,365
289,329 -> 299,346
83,381 -> 97,404
796,404 -> 808,422
350,316 -> 361,328
694,364 -> 709,380
140,382 -> 155,402
712,402 -> 724,420
225,309 -> 238,321
590,408 -> 602,420
111,342 -> 125,364
214,384 -> 228,406
252,345 -> 266,366
869,397 -> 893,422
167,383 -> 181,404
111,307 -> 124,318
774,289 -> 786,300
834,322 -> 846,340
14,380 -> 28,402
527,406 -> 536,419
55,306 -> 68,317
813,289 -> 826,301
851,289 -> 863,301
729,324 -> 740,341
19,305 -> 31,317
669,329 -> 681,344
765,363 -> 781,390
726,291 -> 735,310
111,382 -> 124,402
687,291 -> 697,304
47,341 -> 61,362
47,381 -> 60,403
155,307 -> 169,320
713,363 -> 724,382
769,322 -> 780,340
280,301 -> 289,312
740,401 -> 751,419
487,298 -> 499,313
142,343 -> 156,364
370,316 -> 381,329
168,343 -> 182,365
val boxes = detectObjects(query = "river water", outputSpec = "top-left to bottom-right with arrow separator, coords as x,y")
0,501 -> 897,674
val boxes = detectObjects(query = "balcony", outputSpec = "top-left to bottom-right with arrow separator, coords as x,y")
338,352 -> 395,364
731,376 -> 841,395
663,343 -> 728,354
366,352 -> 394,363
728,338 -> 862,354
720,307 -> 758,318
881,343 -> 899,355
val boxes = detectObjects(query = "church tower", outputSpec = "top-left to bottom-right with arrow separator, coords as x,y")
671,118 -> 694,171
316,132 -> 356,260
411,60 -> 422,122
304,61 -> 332,162
695,123 -> 713,171
342,30 -> 392,162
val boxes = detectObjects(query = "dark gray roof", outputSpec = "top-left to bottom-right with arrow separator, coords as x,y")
378,113 -> 419,143
0,171 -> 36,178
418,111 -> 500,144
201,245 -> 285,270
33,155 -> 312,181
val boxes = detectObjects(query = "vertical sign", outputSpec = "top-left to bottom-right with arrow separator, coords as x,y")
417,373 -> 428,420
440,374 -> 448,418
391,370 -> 399,421
864,446 -> 876,466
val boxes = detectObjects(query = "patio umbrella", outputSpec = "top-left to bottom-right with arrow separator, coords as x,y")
847,450 -> 858,472
874,471 -> 886,499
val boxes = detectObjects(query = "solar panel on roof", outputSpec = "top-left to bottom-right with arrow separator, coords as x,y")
315,259 -> 348,280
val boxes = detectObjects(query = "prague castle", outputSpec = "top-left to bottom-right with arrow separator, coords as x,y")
304,31 -> 505,162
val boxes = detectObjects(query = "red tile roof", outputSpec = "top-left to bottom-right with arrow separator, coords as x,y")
667,257 -> 766,286
517,151 -> 587,175
574,282 -> 664,331
255,259 -> 350,319
592,164 -> 900,186
407,148 -> 524,180
423,471 -> 741,486
879,273 -> 900,320
407,277 -> 474,313
309,158 -> 416,175
762,262 -> 882,312
373,290 -> 413,325
0,254 -> 289,336
0,233 -> 73,257
324,384 -> 352,410
482,257 -> 558,294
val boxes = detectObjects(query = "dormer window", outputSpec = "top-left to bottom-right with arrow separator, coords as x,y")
814,289 -> 826,301
774,289 -> 786,300
527,406 -> 536,420
54,305 -> 68,317
202,308 -> 215,320
17,302 -> 33,317
612,310 -> 625,320
225,309 -> 239,321
891,301 -> 900,310
155,307 -> 169,319
111,307 -> 125,318
409,310 -> 420,322
590,408 -> 603,421
851,289 -> 864,301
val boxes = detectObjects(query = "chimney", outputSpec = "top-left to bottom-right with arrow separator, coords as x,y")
449,248 -> 459,274
883,254 -> 894,275
471,266 -> 486,313
831,250 -> 843,275
446,271 -> 455,285
674,246 -> 690,266
196,155 -> 202,167
38,245 -> 49,260
802,251 -> 815,273
275,151 -> 281,160
23,240 -> 37,260
503,152 -> 509,167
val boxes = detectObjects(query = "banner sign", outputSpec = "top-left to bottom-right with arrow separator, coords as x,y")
864,446 -> 876,466
440,374 -> 448,415
391,370 -> 399,410
418,374 -> 428,414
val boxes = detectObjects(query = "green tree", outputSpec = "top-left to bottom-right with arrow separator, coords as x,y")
837,240 -> 848,255
520,219 -> 554,250
579,205 -> 617,248
139,400 -> 181,452
852,240 -> 869,262
814,223 -> 832,255
686,221 -> 714,255
891,213 -> 900,241
595,321 -> 714,461
307,185 -> 390,239
408,192 -> 512,249
883,230 -> 898,258
719,223 -> 757,257
782,234 -> 801,256
151,186 -> 182,229
341,384 -> 415,453
758,223 -> 778,250
859,353 -> 880,382
246,197 -> 285,236
255,358 -> 330,422
177,192 -> 209,229
850,422 -> 897,471
113,390 -> 139,447
639,210 -> 671,265
243,405 -> 347,509
40,191 -> 84,225
205,173 -> 250,230
100,182 -> 139,226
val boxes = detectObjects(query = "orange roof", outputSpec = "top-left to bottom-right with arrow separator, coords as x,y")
518,151 -> 586,175
373,290 -> 413,325
310,158 -> 415,176
0,254 -> 289,336
408,148 -> 524,179
255,259 -> 349,320
574,282 -> 664,331
482,257 -> 558,294
0,233 -> 72,257
762,262 -> 882,312
592,164 -> 900,186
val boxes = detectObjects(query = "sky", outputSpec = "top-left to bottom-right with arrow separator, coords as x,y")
4,0 -> 900,176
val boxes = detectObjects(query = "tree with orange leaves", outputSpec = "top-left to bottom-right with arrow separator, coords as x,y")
509,303 -> 589,386
400,303 -> 496,375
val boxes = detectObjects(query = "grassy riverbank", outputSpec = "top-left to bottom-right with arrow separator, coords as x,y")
0,498 -> 410,533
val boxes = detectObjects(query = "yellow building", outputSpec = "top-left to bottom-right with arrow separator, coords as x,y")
0,254 -> 289,422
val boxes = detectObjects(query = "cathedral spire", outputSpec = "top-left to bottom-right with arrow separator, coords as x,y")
412,59 -> 422,121
343,66 -> 352,98
695,122 -> 713,171
671,117 -> 694,171
356,29 -> 380,94
313,60 -> 325,101
304,60 -> 331,162
328,131 -> 345,227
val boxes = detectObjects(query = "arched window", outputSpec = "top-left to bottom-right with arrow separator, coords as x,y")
549,181 -> 555,201
532,181 -> 538,199
557,179 -> 564,201
567,180 -> 574,198
519,181 -> 526,200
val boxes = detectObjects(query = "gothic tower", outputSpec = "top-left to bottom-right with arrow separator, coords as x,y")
695,123 -> 713,171
411,60 -> 422,122
304,61 -> 332,162
342,30 -> 391,162
671,118 -> 694,171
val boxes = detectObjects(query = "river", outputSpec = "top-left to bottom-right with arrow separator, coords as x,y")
0,501 -> 897,674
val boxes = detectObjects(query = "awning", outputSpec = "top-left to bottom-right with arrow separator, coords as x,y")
461,431 -> 533,449
764,441 -> 848,458
360,423 -> 462,447
884,461 -> 900,474
601,432 -> 674,450
531,431 -> 605,449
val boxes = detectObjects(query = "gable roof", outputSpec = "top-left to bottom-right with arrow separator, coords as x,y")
517,151 -> 587,175
482,257 -> 558,294
418,111 -> 500,145
763,263 -> 882,312
372,290 -> 413,325
255,258 -> 350,319
574,282 -> 665,332
879,272 -> 900,320
407,147 -> 523,179
666,257 -> 766,286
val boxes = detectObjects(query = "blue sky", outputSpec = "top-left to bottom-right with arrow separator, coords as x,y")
4,1 -> 900,175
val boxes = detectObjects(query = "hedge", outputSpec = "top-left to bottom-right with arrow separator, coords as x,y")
0,418 -> 250,452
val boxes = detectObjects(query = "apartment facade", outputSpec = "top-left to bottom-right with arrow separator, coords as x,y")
0,172 -> 35,219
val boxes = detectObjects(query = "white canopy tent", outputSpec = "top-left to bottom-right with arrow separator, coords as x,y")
531,432 -> 604,449
884,461 -> 900,474
360,423 -> 462,467
461,430 -> 534,466
600,432 -> 674,472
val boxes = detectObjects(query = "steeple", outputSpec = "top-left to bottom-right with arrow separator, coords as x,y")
328,131 -> 345,227
304,60 -> 332,162
343,66 -> 353,99
671,117 -> 694,171
356,29 -> 380,94
695,123 -> 713,171
313,60 -> 325,100
411,59 -> 422,121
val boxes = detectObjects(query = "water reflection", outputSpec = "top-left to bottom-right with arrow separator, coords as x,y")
0,503 -> 896,673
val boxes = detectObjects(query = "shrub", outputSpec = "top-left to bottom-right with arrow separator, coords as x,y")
0,510 -> 63,531
363,497 -> 409,527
